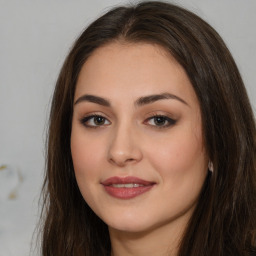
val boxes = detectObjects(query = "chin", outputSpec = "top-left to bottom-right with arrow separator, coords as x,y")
108,222 -> 153,234
103,213 -> 154,233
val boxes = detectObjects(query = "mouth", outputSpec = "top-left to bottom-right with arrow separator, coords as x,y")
101,176 -> 155,199
111,183 -> 144,188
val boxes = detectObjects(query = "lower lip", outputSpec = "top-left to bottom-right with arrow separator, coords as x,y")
103,185 -> 154,199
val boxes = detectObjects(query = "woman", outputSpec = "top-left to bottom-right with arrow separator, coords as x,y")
40,1 -> 256,255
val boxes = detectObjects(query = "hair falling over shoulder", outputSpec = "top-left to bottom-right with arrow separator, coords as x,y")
39,1 -> 256,255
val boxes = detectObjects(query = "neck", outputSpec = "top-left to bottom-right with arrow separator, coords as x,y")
109,211 -> 191,256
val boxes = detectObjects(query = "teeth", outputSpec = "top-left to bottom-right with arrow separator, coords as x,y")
112,183 -> 142,188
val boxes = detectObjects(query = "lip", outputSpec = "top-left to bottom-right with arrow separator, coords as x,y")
101,176 -> 155,199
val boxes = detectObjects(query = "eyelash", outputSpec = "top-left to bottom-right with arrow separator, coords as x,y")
144,115 -> 176,129
80,114 -> 110,129
80,114 -> 176,129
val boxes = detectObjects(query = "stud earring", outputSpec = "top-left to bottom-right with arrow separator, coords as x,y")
208,161 -> 214,172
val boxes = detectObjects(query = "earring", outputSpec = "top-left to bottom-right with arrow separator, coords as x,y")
208,161 -> 214,172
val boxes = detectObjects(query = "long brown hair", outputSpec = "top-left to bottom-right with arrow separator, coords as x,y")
40,1 -> 256,255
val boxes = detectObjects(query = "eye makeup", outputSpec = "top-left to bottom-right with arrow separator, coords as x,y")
144,115 -> 177,129
80,114 -> 111,128
79,112 -> 177,130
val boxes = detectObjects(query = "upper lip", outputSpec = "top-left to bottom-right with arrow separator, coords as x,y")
101,176 -> 155,186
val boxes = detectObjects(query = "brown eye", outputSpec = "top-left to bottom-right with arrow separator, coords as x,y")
154,116 -> 167,126
94,116 -> 105,125
80,115 -> 111,128
146,115 -> 176,128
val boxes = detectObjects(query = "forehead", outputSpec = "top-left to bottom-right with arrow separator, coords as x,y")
75,42 -> 198,107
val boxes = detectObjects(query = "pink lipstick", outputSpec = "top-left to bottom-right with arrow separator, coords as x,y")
101,176 -> 155,199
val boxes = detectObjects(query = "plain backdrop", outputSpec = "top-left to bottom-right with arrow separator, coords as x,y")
0,0 -> 255,255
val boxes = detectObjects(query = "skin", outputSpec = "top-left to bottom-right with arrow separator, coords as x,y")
71,42 -> 208,256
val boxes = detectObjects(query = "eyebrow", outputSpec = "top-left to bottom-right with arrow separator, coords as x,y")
74,94 -> 110,106
135,93 -> 188,107
74,93 -> 188,107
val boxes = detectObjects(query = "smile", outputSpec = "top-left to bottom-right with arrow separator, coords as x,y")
111,183 -> 143,188
101,176 -> 155,199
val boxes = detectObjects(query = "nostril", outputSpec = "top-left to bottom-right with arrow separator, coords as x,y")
108,155 -> 138,167
107,136 -> 143,166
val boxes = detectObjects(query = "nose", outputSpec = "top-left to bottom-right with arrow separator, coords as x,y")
107,123 -> 143,167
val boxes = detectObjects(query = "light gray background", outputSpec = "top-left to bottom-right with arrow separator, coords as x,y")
0,0 -> 255,255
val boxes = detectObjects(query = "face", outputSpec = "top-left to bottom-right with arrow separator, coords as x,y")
71,42 -> 208,234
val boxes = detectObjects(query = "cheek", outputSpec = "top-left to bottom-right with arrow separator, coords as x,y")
70,129 -> 107,210
70,127 -> 105,182
146,129 -> 207,215
146,128 -> 206,180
